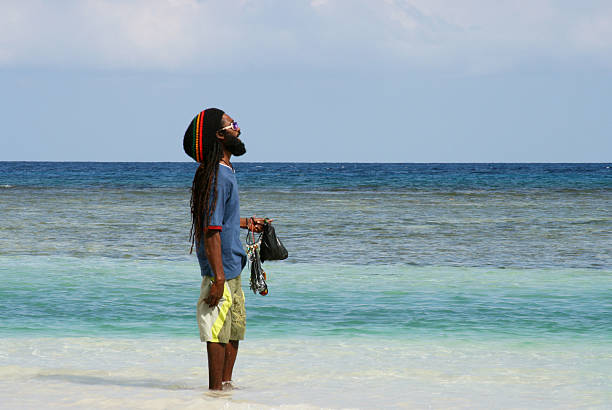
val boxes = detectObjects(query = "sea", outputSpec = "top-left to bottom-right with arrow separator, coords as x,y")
0,162 -> 610,409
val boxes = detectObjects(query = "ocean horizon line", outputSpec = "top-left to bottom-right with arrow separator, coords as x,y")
1,160 -> 610,165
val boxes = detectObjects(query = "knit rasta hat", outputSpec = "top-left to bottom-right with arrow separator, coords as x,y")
183,108 -> 225,162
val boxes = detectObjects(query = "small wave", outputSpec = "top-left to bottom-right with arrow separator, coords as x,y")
1,184 -> 14,188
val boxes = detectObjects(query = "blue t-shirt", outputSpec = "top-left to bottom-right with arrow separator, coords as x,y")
196,164 -> 247,280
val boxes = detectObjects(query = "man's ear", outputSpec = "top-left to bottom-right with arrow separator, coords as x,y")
215,131 -> 225,141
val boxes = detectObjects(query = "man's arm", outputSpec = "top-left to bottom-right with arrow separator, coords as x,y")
203,229 -> 225,307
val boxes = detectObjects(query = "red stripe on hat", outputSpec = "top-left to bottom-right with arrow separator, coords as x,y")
194,114 -> 200,162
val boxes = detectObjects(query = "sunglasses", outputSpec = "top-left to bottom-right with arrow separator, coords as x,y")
218,121 -> 239,132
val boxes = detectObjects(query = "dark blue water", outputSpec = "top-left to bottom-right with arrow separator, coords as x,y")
1,162 -> 610,267
1,162 -> 610,190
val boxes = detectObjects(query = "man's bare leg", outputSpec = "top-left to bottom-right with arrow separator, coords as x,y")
207,342 -> 225,390
223,340 -> 239,383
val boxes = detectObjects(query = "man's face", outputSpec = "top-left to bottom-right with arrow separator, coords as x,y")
217,114 -> 246,156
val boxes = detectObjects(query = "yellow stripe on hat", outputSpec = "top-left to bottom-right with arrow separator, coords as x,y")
195,113 -> 201,162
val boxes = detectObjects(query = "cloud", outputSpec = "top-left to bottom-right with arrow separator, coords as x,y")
1,0 -> 611,73
571,11 -> 612,53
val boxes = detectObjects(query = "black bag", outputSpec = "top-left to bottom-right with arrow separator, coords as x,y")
259,221 -> 288,263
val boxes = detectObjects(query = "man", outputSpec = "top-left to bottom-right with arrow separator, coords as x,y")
183,108 -> 267,390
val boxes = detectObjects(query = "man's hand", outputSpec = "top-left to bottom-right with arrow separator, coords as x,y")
247,217 -> 274,233
205,278 -> 225,307
203,229 -> 225,307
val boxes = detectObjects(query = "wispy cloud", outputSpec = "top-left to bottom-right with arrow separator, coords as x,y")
1,0 -> 611,73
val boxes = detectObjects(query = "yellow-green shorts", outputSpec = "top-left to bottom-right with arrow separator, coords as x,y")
196,275 -> 246,343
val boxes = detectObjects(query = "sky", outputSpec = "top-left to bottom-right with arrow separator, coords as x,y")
1,0 -> 611,162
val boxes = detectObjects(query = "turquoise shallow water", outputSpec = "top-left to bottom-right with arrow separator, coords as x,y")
1,257 -> 610,343
0,162 -> 611,408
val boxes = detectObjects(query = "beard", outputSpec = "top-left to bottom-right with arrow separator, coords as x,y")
223,133 -> 246,157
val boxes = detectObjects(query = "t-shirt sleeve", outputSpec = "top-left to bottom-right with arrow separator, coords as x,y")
207,176 -> 229,231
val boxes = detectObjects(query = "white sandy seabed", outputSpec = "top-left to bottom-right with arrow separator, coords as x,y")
0,336 -> 610,409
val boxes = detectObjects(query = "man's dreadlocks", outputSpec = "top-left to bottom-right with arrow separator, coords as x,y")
189,141 -> 223,253
183,108 -> 227,253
